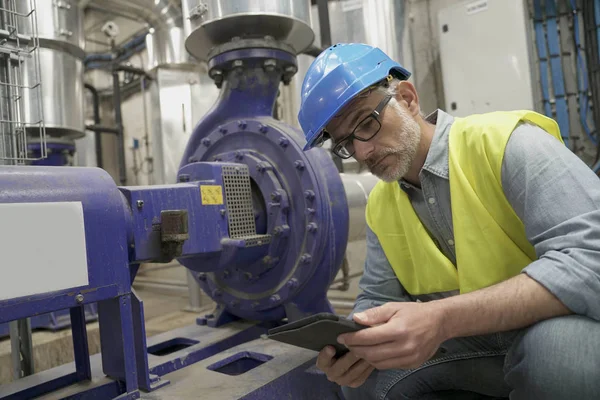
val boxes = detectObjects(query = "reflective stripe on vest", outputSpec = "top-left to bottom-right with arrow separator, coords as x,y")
366,110 -> 563,295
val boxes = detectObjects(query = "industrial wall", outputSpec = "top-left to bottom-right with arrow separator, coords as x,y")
82,0 -> 599,183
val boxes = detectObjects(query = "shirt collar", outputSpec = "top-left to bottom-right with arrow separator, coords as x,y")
421,109 -> 453,179
399,109 -> 454,189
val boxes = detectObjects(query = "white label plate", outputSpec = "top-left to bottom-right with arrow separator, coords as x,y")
341,0 -> 363,12
466,0 -> 488,15
0,202 -> 89,301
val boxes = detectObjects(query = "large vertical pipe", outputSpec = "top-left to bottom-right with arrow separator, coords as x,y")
340,173 -> 379,242
84,84 -> 103,169
112,66 -> 127,185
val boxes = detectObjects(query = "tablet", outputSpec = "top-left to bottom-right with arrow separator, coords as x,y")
267,312 -> 367,358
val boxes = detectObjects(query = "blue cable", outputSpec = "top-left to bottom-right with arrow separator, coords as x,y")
568,0 -> 597,145
544,0 -> 571,147
533,0 -> 553,118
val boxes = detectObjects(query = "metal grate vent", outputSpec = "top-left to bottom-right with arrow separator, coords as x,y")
223,165 -> 256,238
222,165 -> 271,247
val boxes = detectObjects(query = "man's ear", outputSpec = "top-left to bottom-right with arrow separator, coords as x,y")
395,81 -> 421,117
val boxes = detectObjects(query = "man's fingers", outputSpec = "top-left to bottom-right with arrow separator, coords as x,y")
353,304 -> 397,326
348,340 -> 417,363
340,323 -> 399,347
316,346 -> 336,371
347,365 -> 375,388
338,359 -> 373,387
327,351 -> 360,380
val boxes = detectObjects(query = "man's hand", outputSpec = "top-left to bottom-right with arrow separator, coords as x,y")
338,302 -> 446,370
315,346 -> 375,388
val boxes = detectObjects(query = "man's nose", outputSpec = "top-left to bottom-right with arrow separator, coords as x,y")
353,139 -> 374,161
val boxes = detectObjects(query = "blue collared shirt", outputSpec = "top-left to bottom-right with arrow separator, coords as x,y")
354,110 -> 600,320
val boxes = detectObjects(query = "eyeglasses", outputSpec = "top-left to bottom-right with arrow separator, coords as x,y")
329,95 -> 393,159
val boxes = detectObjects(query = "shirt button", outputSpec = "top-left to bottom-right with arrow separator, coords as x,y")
448,239 -> 455,246
428,197 -> 436,204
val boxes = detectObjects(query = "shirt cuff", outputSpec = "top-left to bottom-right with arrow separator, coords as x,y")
523,256 -> 600,321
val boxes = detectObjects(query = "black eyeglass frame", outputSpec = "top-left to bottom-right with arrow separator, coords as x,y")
328,94 -> 393,159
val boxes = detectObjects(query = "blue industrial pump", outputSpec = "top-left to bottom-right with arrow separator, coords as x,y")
0,3 -> 358,399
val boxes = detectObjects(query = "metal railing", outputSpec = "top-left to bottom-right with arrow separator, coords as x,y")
0,0 -> 45,164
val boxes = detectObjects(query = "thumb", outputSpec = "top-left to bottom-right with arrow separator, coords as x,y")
353,304 -> 396,326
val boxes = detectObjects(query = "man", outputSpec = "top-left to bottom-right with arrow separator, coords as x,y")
297,43 -> 600,399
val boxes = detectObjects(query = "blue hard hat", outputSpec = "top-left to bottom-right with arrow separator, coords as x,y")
298,43 -> 411,151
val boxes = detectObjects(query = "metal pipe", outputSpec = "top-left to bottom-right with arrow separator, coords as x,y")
10,318 -> 34,379
317,0 -> 332,48
132,281 -> 188,292
331,271 -> 363,286
328,299 -> 356,310
112,63 -> 127,185
133,277 -> 188,288
185,270 -> 204,312
341,173 -> 379,242
84,84 -> 103,168
115,64 -> 152,80
315,0 -> 342,172
139,74 -> 153,185
85,124 -> 120,134
329,257 -> 350,291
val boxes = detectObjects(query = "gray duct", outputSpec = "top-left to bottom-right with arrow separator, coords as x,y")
89,0 -> 193,69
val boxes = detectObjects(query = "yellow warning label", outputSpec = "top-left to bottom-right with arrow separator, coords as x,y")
200,185 -> 224,205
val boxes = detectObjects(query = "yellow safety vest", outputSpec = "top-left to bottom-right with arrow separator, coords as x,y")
366,110 -> 563,295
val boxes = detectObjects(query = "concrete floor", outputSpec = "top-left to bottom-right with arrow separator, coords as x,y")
0,240 -> 366,387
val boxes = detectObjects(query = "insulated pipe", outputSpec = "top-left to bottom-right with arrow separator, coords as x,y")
112,67 -> 127,185
340,173 -> 379,242
84,84 -> 103,168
